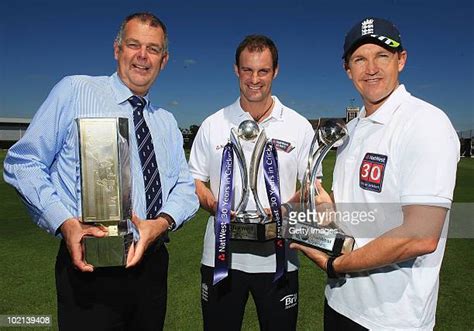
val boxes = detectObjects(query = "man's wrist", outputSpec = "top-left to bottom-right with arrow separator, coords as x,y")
326,256 -> 343,279
158,212 -> 176,231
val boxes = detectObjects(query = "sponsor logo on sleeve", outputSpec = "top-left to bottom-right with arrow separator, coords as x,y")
359,153 -> 387,193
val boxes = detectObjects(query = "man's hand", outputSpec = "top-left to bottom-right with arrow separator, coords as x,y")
289,242 -> 330,272
314,180 -> 333,206
126,214 -> 169,268
60,217 -> 108,272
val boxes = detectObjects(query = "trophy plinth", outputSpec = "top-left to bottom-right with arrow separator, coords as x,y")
77,117 -> 133,267
282,220 -> 354,255
231,212 -> 276,241
83,230 -> 134,267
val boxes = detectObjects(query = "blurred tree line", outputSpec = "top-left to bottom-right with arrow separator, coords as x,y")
180,124 -> 200,149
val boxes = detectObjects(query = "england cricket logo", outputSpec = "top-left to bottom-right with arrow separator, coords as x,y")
361,18 -> 374,35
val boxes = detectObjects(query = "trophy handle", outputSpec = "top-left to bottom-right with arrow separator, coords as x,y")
249,130 -> 268,218
308,140 -> 340,211
301,132 -> 325,210
231,128 -> 249,214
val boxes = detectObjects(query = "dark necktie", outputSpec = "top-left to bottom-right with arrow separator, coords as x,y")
128,96 -> 163,219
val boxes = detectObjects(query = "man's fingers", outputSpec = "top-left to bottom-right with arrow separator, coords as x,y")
290,242 -> 319,258
315,180 -> 324,193
126,241 -> 136,266
264,208 -> 272,217
67,242 -> 94,272
289,242 -> 306,252
83,225 -> 108,238
126,241 -> 145,268
131,213 -> 141,226
289,242 -> 315,259
73,260 -> 94,272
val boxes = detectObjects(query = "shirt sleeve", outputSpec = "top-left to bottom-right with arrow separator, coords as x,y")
188,119 -> 211,182
398,111 -> 460,207
158,116 -> 199,230
3,77 -> 75,235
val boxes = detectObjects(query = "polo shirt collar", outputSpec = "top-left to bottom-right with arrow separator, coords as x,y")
110,72 -> 151,106
230,96 -> 285,123
359,84 -> 408,125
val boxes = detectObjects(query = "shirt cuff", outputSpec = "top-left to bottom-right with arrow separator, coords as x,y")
42,201 -> 74,236
159,204 -> 185,231
400,195 -> 452,209
190,172 -> 209,182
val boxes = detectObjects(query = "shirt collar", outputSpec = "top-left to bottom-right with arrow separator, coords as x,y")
358,84 -> 408,125
109,72 -> 151,107
229,96 -> 285,123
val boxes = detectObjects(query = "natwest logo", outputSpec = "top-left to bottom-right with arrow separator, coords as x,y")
280,293 -> 298,309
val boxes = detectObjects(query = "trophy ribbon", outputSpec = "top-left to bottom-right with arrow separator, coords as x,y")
262,141 -> 286,281
213,142 -> 234,285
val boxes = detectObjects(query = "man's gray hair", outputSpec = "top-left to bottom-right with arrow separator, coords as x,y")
115,12 -> 168,52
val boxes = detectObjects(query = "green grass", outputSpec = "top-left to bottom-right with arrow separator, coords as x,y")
0,150 -> 473,330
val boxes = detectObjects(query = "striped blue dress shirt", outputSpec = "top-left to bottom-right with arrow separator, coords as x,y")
3,73 -> 199,237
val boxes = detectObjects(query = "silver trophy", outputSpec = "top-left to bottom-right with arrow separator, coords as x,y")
283,120 -> 355,255
77,118 -> 133,267
229,120 -> 277,241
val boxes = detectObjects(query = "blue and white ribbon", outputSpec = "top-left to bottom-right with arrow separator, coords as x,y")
213,143 -> 234,285
263,141 -> 286,281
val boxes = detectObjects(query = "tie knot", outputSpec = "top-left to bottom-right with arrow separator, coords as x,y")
128,96 -> 146,109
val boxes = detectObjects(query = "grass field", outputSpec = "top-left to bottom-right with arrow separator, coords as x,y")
0,150 -> 473,330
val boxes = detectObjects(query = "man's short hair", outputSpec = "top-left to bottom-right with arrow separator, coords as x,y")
115,12 -> 168,52
235,35 -> 278,70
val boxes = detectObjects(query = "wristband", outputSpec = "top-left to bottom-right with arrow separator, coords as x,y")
326,256 -> 341,279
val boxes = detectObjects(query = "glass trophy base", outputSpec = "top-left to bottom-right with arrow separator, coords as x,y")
83,232 -> 133,267
282,220 -> 354,256
230,212 -> 276,241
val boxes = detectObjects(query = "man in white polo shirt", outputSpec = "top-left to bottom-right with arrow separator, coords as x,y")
291,18 -> 460,330
189,35 -> 316,330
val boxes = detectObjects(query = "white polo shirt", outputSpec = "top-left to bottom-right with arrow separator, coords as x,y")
328,85 -> 460,330
189,96 -> 316,273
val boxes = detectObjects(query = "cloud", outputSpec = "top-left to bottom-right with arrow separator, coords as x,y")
169,100 -> 179,106
183,59 -> 197,68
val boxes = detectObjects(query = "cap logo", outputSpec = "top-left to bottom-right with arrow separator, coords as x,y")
361,19 -> 374,36
371,35 -> 401,49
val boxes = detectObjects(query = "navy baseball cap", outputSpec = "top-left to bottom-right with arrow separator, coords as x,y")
343,17 -> 403,60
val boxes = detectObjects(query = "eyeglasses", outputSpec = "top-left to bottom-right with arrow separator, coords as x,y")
124,40 -> 165,55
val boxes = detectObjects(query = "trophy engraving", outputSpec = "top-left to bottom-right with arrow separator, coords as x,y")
77,118 -> 133,267
283,120 -> 355,256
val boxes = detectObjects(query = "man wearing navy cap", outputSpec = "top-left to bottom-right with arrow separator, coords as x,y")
291,18 -> 459,330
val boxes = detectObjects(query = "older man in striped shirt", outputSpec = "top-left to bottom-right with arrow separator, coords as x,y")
3,12 -> 198,330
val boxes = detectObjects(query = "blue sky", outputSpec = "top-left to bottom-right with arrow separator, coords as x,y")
1,0 -> 473,131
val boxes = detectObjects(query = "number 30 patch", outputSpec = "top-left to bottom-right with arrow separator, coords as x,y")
359,153 -> 388,193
